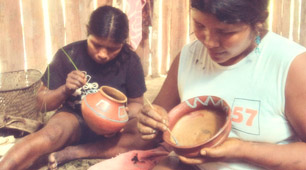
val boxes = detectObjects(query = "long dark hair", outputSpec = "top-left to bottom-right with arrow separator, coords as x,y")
87,5 -> 129,43
190,0 -> 268,27
87,5 -> 135,74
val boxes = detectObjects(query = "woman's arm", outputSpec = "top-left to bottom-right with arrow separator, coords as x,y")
37,70 -> 86,111
235,52 -> 306,170
241,52 -> 306,170
37,84 -> 69,111
230,52 -> 306,169
285,52 -> 306,142
137,54 -> 181,140
127,96 -> 144,119
153,54 -> 181,111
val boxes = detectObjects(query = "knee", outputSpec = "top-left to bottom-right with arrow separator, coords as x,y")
39,112 -> 80,144
39,125 -> 66,144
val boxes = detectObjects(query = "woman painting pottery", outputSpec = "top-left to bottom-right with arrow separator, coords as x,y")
0,5 -> 152,170
137,0 -> 306,169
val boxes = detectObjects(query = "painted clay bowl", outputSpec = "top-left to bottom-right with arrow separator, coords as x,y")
163,96 -> 231,158
81,86 -> 128,135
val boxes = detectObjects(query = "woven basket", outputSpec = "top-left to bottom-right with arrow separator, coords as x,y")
0,69 -> 43,134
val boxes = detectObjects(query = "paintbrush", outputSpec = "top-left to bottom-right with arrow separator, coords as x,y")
144,97 -> 179,145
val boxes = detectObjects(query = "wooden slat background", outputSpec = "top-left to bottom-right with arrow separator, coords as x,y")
0,0 -> 306,76
48,0 -> 65,60
0,0 -> 24,72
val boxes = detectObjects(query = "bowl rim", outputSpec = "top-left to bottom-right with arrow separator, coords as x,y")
99,86 -> 127,104
163,95 -> 231,149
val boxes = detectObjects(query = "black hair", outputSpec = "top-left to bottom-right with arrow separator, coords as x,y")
87,5 -> 129,44
190,0 -> 268,27
87,6 -> 135,74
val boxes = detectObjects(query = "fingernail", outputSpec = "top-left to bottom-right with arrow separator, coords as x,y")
200,150 -> 206,156
162,119 -> 167,124
152,130 -> 156,134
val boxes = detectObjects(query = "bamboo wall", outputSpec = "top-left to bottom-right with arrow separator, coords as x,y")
0,0 -> 306,76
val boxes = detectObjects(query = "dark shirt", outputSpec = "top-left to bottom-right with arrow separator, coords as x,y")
41,40 -> 146,112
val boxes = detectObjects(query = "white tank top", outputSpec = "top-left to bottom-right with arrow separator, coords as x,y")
178,31 -> 306,170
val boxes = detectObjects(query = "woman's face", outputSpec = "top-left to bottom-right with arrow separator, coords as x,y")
87,35 -> 123,64
191,9 -> 256,66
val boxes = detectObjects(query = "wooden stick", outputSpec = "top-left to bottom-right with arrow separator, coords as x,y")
144,97 -> 154,109
144,97 -> 179,145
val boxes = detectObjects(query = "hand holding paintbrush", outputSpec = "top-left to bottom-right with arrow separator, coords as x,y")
144,97 -> 179,145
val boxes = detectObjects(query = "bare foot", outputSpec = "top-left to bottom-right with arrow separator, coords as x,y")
48,146 -> 82,169
48,153 -> 58,170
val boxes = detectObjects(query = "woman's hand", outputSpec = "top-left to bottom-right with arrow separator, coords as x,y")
178,138 -> 243,165
64,70 -> 87,95
37,70 -> 86,111
137,104 -> 169,140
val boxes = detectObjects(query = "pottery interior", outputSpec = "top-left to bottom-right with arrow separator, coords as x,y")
81,86 -> 128,135
163,96 -> 231,157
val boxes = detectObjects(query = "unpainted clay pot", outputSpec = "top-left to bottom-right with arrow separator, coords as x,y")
163,95 -> 232,158
81,86 -> 128,135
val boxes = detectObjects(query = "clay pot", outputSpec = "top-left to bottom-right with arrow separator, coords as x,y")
163,96 -> 231,158
81,86 -> 128,135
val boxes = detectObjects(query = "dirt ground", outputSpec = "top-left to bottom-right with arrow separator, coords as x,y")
0,76 -> 166,170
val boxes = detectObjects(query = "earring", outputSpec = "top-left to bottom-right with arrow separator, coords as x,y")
255,33 -> 261,54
